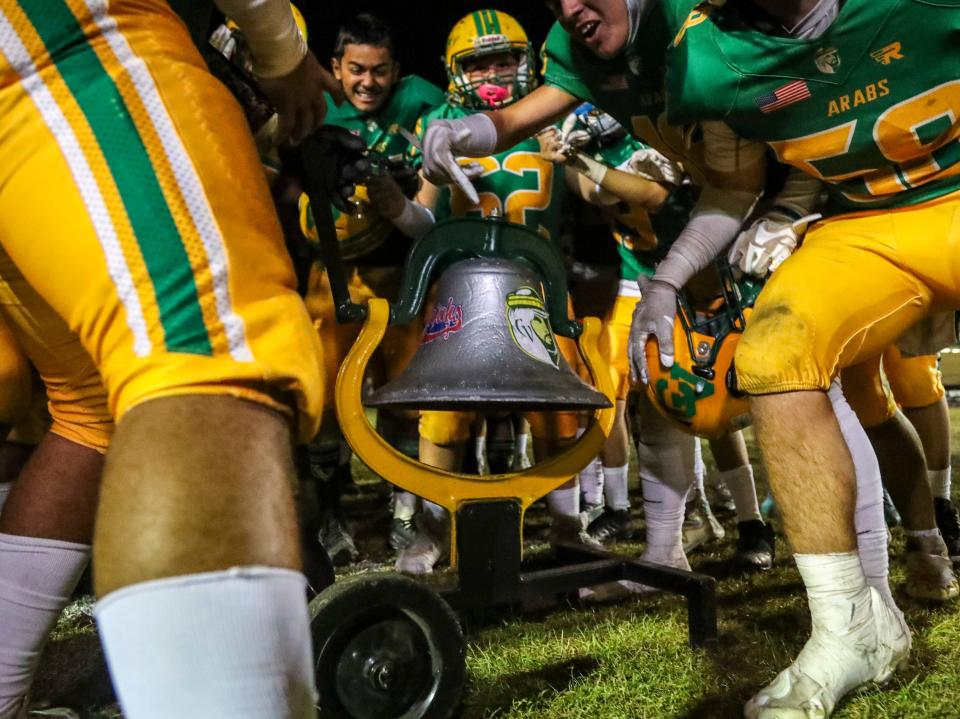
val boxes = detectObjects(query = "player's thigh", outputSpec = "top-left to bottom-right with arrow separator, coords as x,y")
0,0 -> 322,439
0,248 -> 113,452
600,292 -> 639,400
419,411 -> 475,446
883,345 -> 944,410
736,214 -> 932,395
840,354 -> 897,429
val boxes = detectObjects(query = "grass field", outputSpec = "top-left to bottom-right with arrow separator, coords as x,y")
29,403 -> 960,718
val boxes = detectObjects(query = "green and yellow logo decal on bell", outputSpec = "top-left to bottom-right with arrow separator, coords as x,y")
655,364 -> 714,419
506,287 -> 560,369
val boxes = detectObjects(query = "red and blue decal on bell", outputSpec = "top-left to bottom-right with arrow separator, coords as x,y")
422,297 -> 464,343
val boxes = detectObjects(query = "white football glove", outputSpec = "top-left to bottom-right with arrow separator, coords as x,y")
727,212 -> 820,277
627,278 -> 678,385
626,147 -> 684,187
422,114 -> 498,206
559,111 -> 592,154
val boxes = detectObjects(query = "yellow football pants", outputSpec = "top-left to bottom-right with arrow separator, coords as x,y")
842,346 -> 943,428
736,193 -> 960,394
0,0 -> 322,441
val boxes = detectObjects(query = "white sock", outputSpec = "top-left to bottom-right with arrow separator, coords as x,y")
421,499 -> 447,525
795,552 -> 873,632
474,435 -> 488,474
635,396 -> 695,565
602,465 -> 630,511
0,533 -> 89,717
0,484 -> 11,516
579,462 -> 605,508
715,465 -> 762,523
546,485 -> 580,519
515,432 -> 530,463
830,380 -> 898,616
693,438 -> 705,495
928,467 -> 952,500
393,491 -> 418,522
95,567 -> 316,719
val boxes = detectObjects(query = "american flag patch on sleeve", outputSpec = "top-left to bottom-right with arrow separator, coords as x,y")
755,80 -> 811,114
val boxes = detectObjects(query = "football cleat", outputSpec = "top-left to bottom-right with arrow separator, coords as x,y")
904,533 -> 959,601
387,516 -> 418,552
883,489 -> 901,528
934,498 -> 960,562
550,512 -> 604,552
745,587 -> 910,719
734,520 -> 776,571
396,513 -> 448,576
706,473 -> 736,517
581,501 -> 605,527
682,499 -> 725,553
587,508 -> 634,544
318,514 -> 359,567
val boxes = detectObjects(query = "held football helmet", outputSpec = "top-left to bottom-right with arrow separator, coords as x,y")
569,102 -> 626,147
445,10 -> 536,110
644,260 -> 764,439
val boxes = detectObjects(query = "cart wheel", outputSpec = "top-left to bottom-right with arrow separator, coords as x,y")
309,574 -> 466,719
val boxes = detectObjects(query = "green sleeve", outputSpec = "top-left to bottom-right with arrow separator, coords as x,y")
540,22 -> 595,104
406,75 -> 446,111
598,135 -> 646,168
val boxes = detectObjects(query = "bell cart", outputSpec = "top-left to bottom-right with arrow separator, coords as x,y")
299,144 -> 719,719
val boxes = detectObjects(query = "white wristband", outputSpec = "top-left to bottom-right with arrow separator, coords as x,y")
391,199 -> 435,240
213,0 -> 307,78
571,152 -> 608,186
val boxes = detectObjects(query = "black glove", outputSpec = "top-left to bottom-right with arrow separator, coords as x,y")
299,125 -> 370,213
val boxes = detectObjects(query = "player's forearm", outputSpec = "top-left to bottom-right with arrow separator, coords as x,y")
770,168 -> 824,218
652,183 -> 760,290
594,166 -> 669,210
212,0 -> 306,78
487,86 -> 581,152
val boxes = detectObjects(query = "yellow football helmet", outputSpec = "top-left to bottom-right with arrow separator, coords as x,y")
445,9 -> 536,110
298,189 -> 392,261
644,261 -> 764,439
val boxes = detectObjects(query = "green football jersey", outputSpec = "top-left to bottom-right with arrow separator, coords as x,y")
665,0 -> 960,213
413,103 -> 567,240
324,75 -> 444,158
592,135 -> 697,281
540,3 -> 705,182
305,75 -> 444,259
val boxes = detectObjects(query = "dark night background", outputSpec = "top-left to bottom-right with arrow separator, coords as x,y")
299,1 -> 557,89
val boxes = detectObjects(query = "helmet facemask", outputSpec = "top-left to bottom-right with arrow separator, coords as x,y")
450,47 -> 534,109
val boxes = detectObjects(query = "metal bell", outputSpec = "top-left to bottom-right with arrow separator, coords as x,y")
366,257 -> 612,411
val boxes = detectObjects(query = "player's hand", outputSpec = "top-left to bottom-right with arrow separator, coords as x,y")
537,127 -> 574,164
258,51 -> 344,146
628,278 -> 677,384
422,119 -> 485,205
558,111 -> 591,154
627,147 -> 685,186
300,125 -> 369,213
728,213 -> 802,277
366,175 -> 406,219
